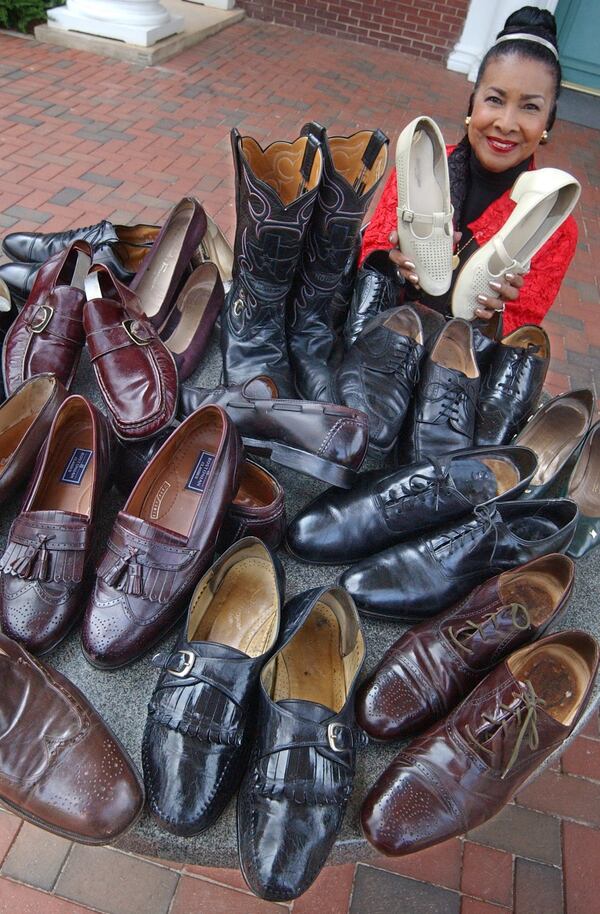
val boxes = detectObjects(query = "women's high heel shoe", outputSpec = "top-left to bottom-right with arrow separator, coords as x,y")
561,421 -> 600,558
159,262 -> 223,382
452,167 -> 581,320
395,116 -> 453,297
191,214 -> 234,286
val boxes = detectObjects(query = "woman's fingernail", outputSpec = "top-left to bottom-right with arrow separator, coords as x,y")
477,294 -> 489,304
409,273 -> 419,283
505,273 -> 515,280
475,308 -> 486,318
489,281 -> 502,291
405,261 -> 416,270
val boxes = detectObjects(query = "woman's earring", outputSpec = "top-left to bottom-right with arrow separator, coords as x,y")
540,129 -> 549,144
464,116 -> 471,127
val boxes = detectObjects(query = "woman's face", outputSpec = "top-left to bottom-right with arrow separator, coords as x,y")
468,54 -> 555,172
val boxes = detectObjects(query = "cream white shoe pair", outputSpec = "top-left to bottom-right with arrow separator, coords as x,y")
395,116 -> 453,297
452,167 -> 581,319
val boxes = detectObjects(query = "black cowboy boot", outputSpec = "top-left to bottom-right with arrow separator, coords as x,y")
220,129 -> 323,398
288,123 -> 389,401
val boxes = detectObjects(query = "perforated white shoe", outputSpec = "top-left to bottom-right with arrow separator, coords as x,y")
395,116 -> 453,297
452,167 -> 581,320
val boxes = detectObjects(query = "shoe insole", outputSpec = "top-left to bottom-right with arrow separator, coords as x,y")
31,419 -> 94,516
409,128 -> 444,239
197,216 -> 233,282
500,571 -> 563,626
133,209 -> 192,318
242,136 -> 321,205
519,401 -> 590,486
510,644 -> 590,726
162,272 -> 215,355
506,516 -> 559,541
451,456 -> 519,503
189,557 -> 277,658
329,131 -> 387,193
490,191 -> 559,274
114,242 -> 153,272
57,246 -> 92,291
569,427 -> 600,515
137,421 -> 219,537
432,327 -> 478,378
272,601 -> 346,713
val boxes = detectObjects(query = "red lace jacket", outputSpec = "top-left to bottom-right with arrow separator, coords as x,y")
360,147 -> 578,334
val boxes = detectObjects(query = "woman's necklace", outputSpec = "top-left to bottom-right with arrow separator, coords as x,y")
452,233 -> 479,270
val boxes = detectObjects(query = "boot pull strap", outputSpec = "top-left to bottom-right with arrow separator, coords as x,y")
298,133 -> 320,196
301,121 -> 327,143
361,129 -> 389,170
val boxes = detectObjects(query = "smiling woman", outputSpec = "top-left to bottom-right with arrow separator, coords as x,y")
361,5 -> 578,333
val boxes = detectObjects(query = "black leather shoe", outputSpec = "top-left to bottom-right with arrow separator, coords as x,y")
516,389 -> 595,499
475,325 -> 550,446
142,538 -> 283,836
344,250 -> 405,350
3,219 -> 158,264
287,445 -> 538,565
340,498 -> 578,622
396,318 -> 480,466
237,585 -> 365,902
335,306 -> 425,454
561,421 -> 600,558
471,311 -> 502,372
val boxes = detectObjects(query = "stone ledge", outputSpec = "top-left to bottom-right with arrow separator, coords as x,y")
34,0 -> 245,65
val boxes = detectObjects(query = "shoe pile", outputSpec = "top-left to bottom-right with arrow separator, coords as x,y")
0,112 -> 595,906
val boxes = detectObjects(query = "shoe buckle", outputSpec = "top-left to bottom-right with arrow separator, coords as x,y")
166,649 -> 195,678
30,305 -> 54,333
327,723 -> 352,752
122,319 -> 151,346
401,209 -> 414,224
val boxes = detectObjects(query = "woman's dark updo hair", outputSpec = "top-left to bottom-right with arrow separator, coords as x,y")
448,6 -> 561,229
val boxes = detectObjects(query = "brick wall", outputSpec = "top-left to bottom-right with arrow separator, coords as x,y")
235,0 -> 470,62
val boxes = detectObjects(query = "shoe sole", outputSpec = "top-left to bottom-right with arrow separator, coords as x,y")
242,436 -> 356,488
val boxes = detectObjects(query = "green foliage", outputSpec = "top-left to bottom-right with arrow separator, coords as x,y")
0,0 -> 64,33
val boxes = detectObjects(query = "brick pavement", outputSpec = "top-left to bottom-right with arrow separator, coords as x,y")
0,17 -> 598,914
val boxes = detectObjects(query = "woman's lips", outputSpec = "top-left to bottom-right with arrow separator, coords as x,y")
486,136 -> 518,154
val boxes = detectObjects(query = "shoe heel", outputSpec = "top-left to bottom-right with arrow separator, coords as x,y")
242,436 -> 356,488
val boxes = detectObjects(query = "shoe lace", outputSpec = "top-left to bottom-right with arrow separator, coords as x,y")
432,504 -> 498,558
447,603 -> 531,655
464,679 -> 545,778
385,458 -> 449,509
390,338 -> 422,387
496,344 -> 540,395
425,376 -> 476,426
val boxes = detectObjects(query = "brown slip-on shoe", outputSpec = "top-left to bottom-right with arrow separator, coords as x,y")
84,264 -> 178,441
180,376 -> 368,488
0,374 -> 67,506
159,262 -> 223,382
129,197 -> 207,329
81,404 -> 243,669
2,240 -> 92,396
356,553 -> 574,741
0,631 -> 144,843
361,629 -> 598,856
0,395 -> 114,655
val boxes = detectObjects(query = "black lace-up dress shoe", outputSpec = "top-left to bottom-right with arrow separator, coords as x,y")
471,310 -> 502,372
335,306 -> 426,454
142,538 -> 283,836
2,219 -> 157,264
340,498 -> 578,622
237,585 -> 365,902
396,318 -> 480,466
286,445 -> 538,565
344,250 -> 405,349
475,325 -> 550,446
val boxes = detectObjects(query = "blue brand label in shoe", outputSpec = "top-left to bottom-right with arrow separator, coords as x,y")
61,448 -> 93,485
186,452 -> 215,493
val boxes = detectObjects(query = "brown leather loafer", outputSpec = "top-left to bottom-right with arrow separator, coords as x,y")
0,395 -> 114,654
356,554 -> 575,741
362,629 -> 598,856
2,240 -> 91,396
0,374 -> 67,505
0,631 -> 144,843
84,265 -> 178,440
82,404 -> 242,669
180,376 -> 368,488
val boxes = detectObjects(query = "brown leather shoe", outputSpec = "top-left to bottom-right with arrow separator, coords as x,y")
180,376 -> 368,488
356,554 -> 574,741
0,631 -> 144,843
2,240 -> 91,396
361,629 -> 599,856
218,458 -> 285,552
82,404 -> 243,669
84,265 -> 178,440
0,374 -> 67,505
0,395 -> 114,654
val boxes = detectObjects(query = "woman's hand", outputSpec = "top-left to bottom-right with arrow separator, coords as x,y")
475,272 -> 524,320
388,230 -> 420,289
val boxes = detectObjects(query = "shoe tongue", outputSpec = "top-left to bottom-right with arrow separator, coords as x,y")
277,699 -> 333,723
449,457 -> 499,504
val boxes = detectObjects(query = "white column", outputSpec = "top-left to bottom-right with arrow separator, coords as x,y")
47,0 -> 184,46
448,0 -> 559,80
